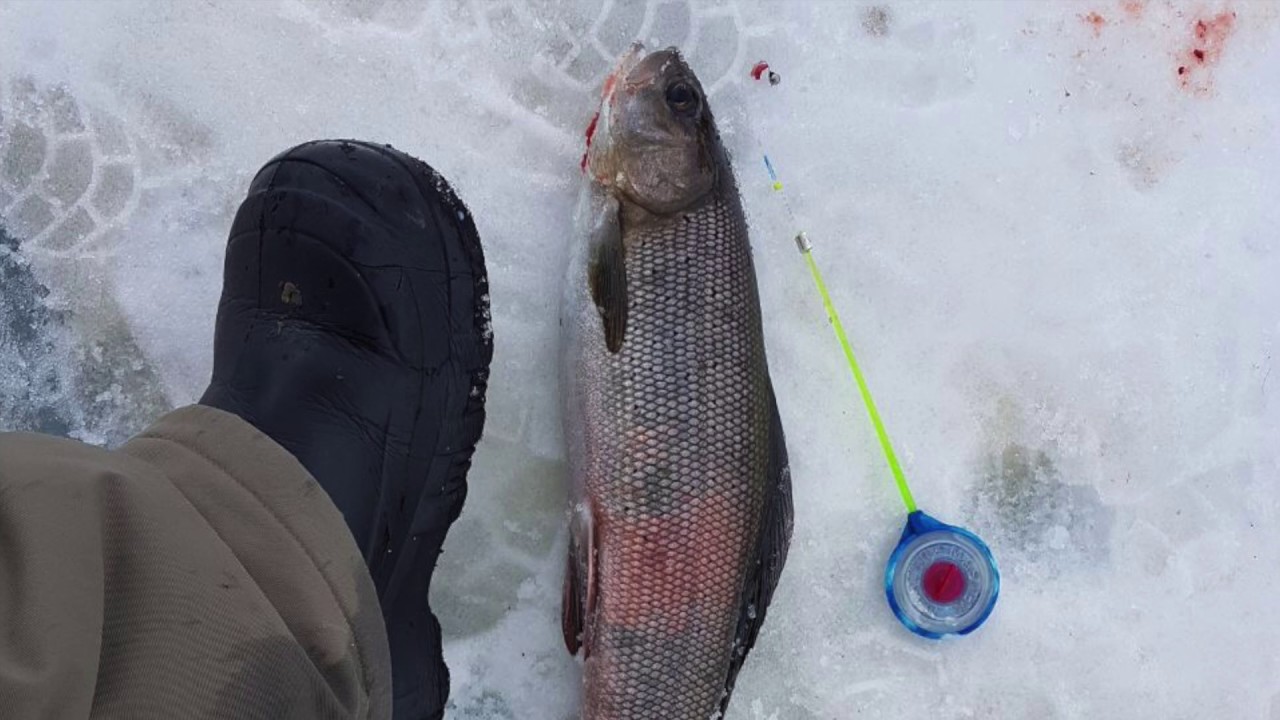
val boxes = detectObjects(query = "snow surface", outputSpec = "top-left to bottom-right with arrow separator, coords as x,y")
2,0 -> 1279,717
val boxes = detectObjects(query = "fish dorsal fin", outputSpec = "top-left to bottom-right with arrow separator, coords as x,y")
587,193 -> 627,353
721,384 -> 794,710
562,504 -> 598,656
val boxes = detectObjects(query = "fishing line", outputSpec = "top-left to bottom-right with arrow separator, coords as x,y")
764,154 -> 917,515
749,61 -> 998,639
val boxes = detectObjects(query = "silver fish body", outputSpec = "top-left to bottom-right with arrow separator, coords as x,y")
561,46 -> 793,719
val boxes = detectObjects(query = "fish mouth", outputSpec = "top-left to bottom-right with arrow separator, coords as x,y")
583,42 -> 646,178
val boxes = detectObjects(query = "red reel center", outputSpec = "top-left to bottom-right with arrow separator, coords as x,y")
921,561 -> 966,604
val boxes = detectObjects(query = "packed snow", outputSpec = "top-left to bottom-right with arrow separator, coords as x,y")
1,1 -> 1278,717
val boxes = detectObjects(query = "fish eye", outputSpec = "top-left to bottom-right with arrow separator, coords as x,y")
665,81 -> 698,115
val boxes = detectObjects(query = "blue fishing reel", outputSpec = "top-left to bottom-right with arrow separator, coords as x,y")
885,511 -> 999,639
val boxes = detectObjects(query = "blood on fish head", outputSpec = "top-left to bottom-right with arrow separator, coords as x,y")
582,42 -> 644,178
583,44 -> 719,217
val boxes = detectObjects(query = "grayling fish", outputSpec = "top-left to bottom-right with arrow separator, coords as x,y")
561,44 -> 794,719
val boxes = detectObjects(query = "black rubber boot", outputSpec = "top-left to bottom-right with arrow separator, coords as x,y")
199,140 -> 492,720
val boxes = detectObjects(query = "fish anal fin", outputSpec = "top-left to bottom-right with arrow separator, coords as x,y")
721,385 -> 795,710
562,504 -> 598,657
562,548 -> 584,655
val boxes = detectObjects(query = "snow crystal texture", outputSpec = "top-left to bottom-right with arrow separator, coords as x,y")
1,1 -> 1278,718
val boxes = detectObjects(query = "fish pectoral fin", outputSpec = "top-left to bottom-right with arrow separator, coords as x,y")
722,384 -> 795,711
562,504 -> 598,656
587,194 -> 627,353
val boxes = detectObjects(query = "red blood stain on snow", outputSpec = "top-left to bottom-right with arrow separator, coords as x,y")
1178,11 -> 1237,93
1121,0 -> 1145,20
1076,3 -> 1241,99
1081,11 -> 1108,36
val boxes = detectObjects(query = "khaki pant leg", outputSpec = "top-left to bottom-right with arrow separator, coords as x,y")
0,405 -> 391,720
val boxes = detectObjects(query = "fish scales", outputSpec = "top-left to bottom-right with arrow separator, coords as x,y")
584,195 -> 770,718
563,44 -> 792,720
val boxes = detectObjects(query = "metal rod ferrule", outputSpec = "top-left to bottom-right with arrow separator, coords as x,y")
794,231 -> 812,254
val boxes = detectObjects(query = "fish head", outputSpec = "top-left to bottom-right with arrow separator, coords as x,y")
585,44 -> 718,216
